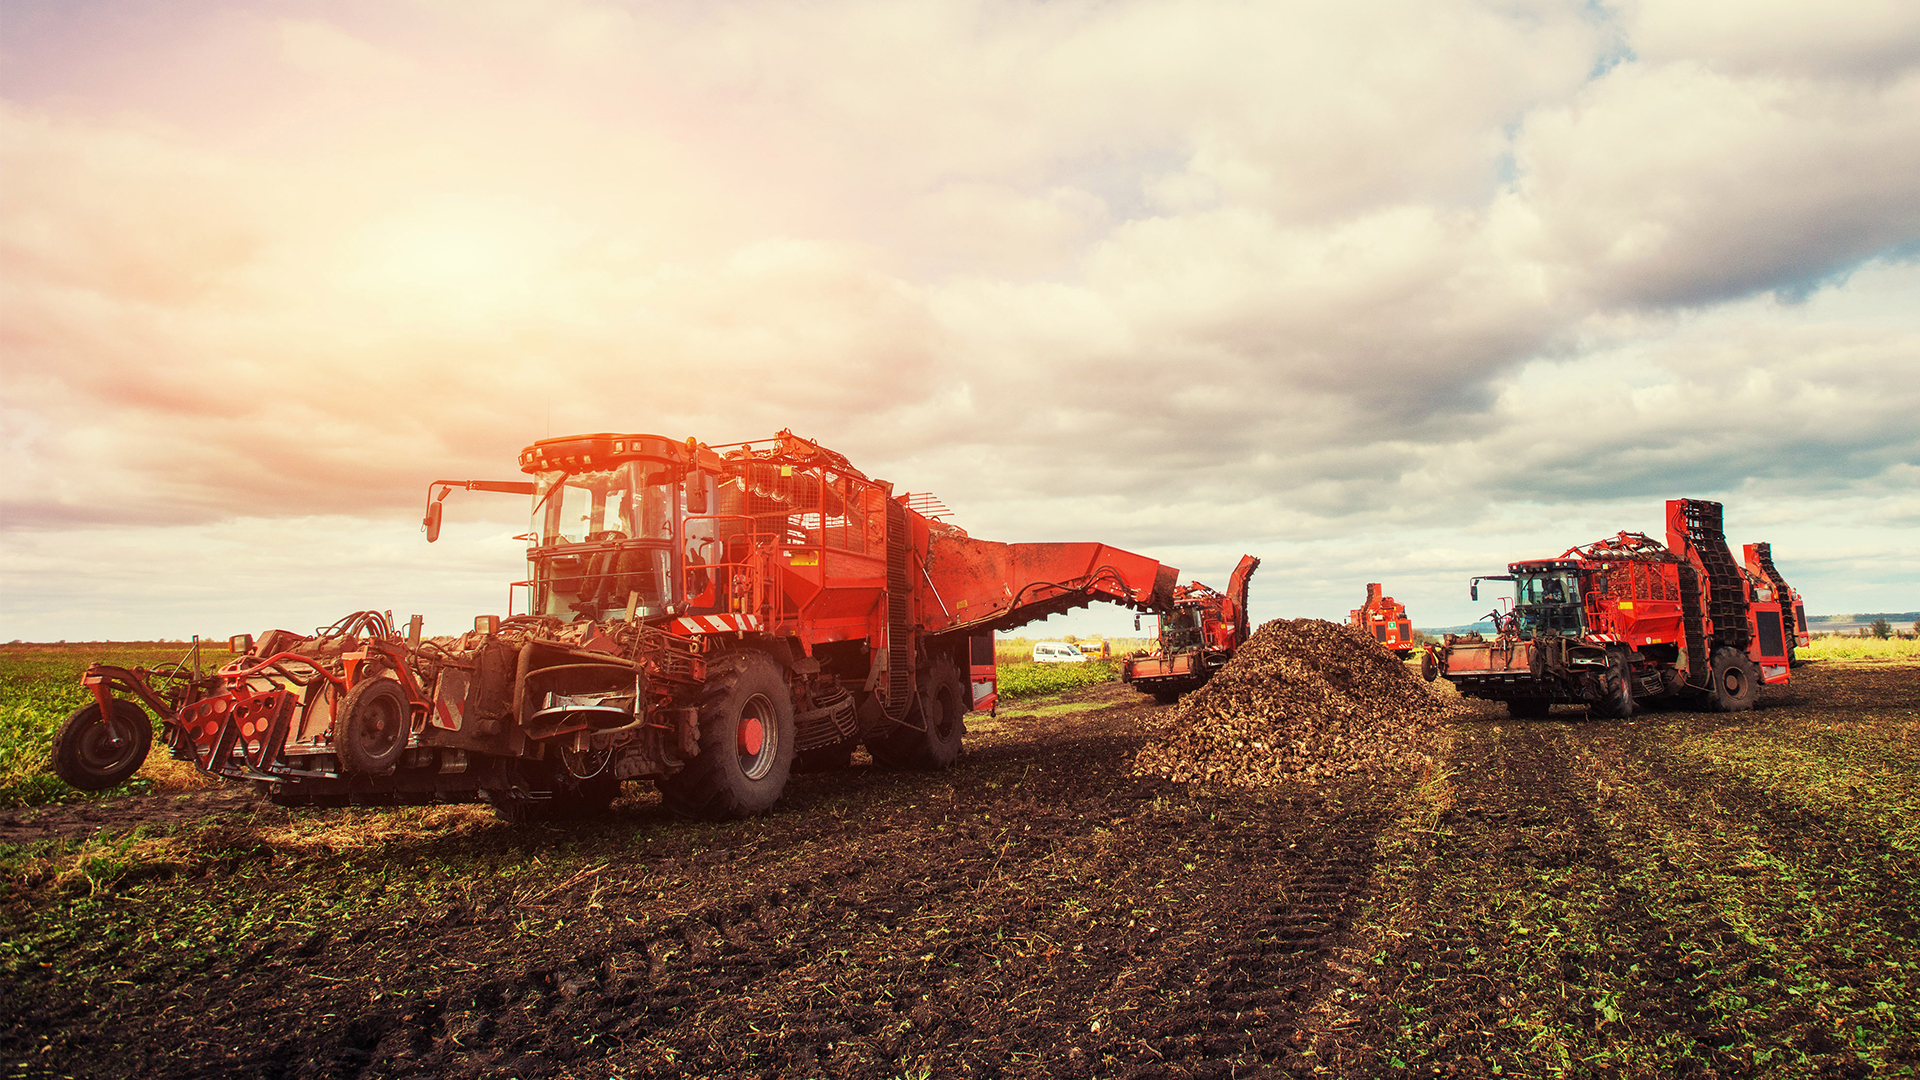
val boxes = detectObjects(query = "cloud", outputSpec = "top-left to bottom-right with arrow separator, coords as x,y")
1619,0 -> 1920,80
1512,61 -> 1920,307
1,0 -> 1918,638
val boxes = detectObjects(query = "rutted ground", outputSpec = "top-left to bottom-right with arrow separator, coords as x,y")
3,666 -> 1918,1078
1347,661 -> 1920,1078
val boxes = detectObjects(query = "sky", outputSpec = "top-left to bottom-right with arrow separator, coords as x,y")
2,0 -> 1917,643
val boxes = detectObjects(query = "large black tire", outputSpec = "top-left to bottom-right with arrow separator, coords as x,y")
52,698 -> 152,791
1591,650 -> 1636,719
1506,698 -> 1553,719
336,678 -> 410,774
870,655 -> 967,769
659,651 -> 796,820
1707,646 -> 1759,712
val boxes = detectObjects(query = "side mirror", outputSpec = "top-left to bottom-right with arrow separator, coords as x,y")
229,633 -> 254,654
1470,583 -> 1479,602
1134,614 -> 1142,631
424,499 -> 444,543
685,475 -> 708,514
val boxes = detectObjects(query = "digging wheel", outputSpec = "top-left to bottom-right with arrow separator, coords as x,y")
659,650 -> 796,819
52,698 -> 152,791
870,654 -> 967,769
336,678 -> 410,774
1707,645 -> 1759,712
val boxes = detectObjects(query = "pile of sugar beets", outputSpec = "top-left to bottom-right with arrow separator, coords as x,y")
1134,618 -> 1453,787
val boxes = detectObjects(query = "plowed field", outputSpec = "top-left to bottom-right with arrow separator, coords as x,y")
3,661 -> 1917,1078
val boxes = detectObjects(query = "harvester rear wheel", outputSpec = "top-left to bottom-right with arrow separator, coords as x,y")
52,699 -> 152,791
1707,646 -> 1759,712
870,656 -> 966,769
659,651 -> 796,820
336,678 -> 409,774
1592,650 -> 1636,719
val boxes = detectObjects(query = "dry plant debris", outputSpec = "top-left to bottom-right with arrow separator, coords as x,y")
1134,618 -> 1451,786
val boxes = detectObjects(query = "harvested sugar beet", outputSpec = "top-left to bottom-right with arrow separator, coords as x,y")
1132,618 -> 1451,787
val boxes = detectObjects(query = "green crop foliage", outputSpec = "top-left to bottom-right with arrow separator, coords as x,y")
0,642 -> 224,807
1800,635 -> 1920,660
995,660 -> 1119,700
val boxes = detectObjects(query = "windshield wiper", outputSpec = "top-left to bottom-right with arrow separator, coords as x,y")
531,473 -> 571,520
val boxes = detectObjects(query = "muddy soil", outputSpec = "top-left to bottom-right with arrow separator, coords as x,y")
4,667 -> 1917,1078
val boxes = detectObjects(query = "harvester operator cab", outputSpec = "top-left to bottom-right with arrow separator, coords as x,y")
1160,607 -> 1205,653
532,460 -> 680,622
1511,562 -> 1586,639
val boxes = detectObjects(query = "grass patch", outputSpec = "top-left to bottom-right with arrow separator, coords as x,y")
1800,635 -> 1920,661
0,642 -> 227,808
996,660 -> 1119,700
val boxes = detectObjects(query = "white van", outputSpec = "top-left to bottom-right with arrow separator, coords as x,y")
1031,641 -> 1089,663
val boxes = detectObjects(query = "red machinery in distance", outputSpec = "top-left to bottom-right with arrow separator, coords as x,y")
1349,583 -> 1416,659
1743,542 -> 1809,663
1120,555 -> 1260,704
1423,499 -> 1794,718
54,430 -> 1188,822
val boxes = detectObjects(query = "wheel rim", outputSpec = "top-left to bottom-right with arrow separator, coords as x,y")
359,696 -> 403,758
931,686 -> 959,740
1721,665 -> 1747,699
77,710 -> 137,773
737,693 -> 777,780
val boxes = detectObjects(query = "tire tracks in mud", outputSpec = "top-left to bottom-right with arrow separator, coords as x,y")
1355,715 -> 1637,1077
1101,780 -> 1400,1079
1355,677 -> 1920,1078
1564,691 -> 1920,1070
3,694 -> 1416,1080
415,746 -> 1406,1078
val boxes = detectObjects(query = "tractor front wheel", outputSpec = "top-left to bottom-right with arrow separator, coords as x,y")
1707,647 -> 1759,712
52,698 -> 153,791
659,651 -> 796,819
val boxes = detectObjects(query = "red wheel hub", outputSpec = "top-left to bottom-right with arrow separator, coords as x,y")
738,716 -> 765,757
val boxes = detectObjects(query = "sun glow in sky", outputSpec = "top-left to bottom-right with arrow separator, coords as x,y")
2,0 -> 1918,641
